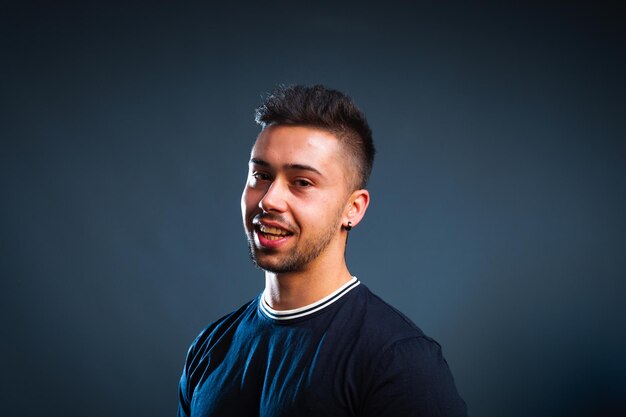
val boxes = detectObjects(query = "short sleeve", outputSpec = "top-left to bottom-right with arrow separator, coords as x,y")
361,336 -> 468,417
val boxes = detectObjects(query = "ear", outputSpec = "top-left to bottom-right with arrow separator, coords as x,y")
343,189 -> 370,229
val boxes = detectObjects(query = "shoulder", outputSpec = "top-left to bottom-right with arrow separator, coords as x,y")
185,296 -> 259,363
178,296 -> 260,413
351,285 -> 449,369
353,284 -> 426,347
346,285 -> 468,416
356,286 -> 455,381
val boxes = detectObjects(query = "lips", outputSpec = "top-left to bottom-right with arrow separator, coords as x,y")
251,219 -> 294,249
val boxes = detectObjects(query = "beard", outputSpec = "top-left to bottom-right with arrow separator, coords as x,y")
247,210 -> 343,273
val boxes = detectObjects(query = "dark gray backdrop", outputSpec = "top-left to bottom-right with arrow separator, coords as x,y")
2,2 -> 625,417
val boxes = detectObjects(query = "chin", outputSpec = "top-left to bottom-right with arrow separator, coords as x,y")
252,255 -> 299,274
253,257 -> 286,273
248,244 -> 279,272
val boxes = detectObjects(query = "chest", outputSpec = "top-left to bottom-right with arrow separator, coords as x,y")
190,321 -> 365,417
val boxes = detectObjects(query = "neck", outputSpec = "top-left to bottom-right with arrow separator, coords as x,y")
264,257 -> 353,311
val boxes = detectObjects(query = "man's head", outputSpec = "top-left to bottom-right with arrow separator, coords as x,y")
242,85 -> 374,274
254,84 -> 375,191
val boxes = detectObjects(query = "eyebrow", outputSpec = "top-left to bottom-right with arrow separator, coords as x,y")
250,158 -> 324,177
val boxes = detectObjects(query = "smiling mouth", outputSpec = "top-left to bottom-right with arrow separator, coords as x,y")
257,224 -> 293,241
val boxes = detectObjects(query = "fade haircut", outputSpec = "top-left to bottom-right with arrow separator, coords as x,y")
254,84 -> 375,190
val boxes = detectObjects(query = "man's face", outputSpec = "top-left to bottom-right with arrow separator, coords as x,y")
241,125 -> 352,273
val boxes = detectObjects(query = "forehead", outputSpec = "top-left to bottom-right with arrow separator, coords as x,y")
250,125 -> 346,172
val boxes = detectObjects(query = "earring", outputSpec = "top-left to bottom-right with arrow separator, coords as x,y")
345,221 -> 352,231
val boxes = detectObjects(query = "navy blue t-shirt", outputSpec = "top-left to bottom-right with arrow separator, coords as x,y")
178,278 -> 467,417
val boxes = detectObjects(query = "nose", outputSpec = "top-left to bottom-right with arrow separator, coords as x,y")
259,180 -> 288,213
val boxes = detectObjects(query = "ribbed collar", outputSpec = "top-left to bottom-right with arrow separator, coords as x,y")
259,277 -> 360,321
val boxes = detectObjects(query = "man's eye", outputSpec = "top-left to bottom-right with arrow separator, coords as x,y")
294,179 -> 312,187
252,172 -> 270,181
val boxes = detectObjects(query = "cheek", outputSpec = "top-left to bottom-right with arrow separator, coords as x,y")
241,187 -> 253,216
241,186 -> 262,215
320,195 -> 349,224
298,199 -> 339,226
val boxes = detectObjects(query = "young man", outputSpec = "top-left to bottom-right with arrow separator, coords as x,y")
177,85 -> 467,417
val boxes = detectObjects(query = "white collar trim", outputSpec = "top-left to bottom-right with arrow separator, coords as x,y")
259,277 -> 360,321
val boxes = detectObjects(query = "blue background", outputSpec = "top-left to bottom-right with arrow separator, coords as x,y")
2,2 -> 625,416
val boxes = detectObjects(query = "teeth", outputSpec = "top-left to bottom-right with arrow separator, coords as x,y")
259,225 -> 289,236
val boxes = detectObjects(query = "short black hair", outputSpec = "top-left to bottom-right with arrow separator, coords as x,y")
254,84 -> 375,189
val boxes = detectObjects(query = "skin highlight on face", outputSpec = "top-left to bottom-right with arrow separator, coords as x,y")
241,125 -> 354,275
